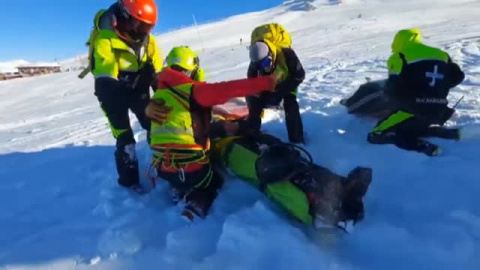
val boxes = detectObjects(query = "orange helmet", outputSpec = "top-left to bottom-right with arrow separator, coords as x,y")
115,0 -> 158,42
120,0 -> 158,24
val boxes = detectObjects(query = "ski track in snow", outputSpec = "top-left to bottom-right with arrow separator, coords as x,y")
1,0 -> 480,269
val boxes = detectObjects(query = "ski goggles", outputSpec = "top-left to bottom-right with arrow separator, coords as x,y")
256,56 -> 273,72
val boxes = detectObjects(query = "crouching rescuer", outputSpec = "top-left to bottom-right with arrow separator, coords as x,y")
367,29 -> 465,156
211,134 -> 373,230
146,46 -> 280,220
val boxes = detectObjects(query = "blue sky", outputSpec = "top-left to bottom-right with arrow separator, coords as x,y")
0,0 -> 282,62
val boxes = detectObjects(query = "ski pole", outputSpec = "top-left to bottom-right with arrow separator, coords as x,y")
453,95 -> 465,109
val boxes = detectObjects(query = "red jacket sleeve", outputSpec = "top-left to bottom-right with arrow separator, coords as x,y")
192,76 -> 274,107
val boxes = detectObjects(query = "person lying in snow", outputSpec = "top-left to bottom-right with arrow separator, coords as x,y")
148,91 -> 372,229
211,133 -> 372,231
342,29 -> 465,156
145,46 -> 281,221
147,73 -> 371,229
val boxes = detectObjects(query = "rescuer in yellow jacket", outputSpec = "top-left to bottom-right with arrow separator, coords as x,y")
368,29 -> 465,156
91,0 -> 162,191
146,46 -> 279,220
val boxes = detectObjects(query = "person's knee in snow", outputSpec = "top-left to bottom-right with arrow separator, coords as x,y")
157,162 -> 223,221
346,29 -> 464,155
147,46 -> 278,219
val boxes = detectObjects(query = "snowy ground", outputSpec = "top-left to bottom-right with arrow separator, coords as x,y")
1,0 -> 480,269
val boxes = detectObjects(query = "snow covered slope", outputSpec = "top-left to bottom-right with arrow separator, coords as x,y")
0,60 -> 28,74
1,0 -> 480,269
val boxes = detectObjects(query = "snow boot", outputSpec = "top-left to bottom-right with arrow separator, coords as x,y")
128,184 -> 148,195
367,131 -> 396,145
181,199 -> 208,222
181,189 -> 217,222
181,171 -> 223,221
417,141 -> 440,156
368,132 -> 440,156
115,145 -> 141,188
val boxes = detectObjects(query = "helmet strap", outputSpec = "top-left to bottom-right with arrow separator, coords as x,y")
171,65 -> 193,78
190,67 -> 199,80
112,14 -> 131,43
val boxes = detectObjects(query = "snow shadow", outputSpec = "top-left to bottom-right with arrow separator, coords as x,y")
0,145 -> 119,267
0,144 -> 326,269
0,144 -> 185,268
1,115 -> 479,269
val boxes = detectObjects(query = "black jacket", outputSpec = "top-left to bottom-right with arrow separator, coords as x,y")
387,53 -> 464,122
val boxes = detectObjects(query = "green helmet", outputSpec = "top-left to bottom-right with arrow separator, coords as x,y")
165,46 -> 198,71
391,29 -> 422,53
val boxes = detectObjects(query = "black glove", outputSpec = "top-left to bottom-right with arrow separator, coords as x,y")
132,61 -> 156,91
438,106 -> 455,126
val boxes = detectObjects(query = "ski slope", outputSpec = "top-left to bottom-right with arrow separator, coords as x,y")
1,0 -> 480,269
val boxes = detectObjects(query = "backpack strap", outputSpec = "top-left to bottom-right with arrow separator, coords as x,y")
78,10 -> 107,79
399,52 -> 408,65
255,142 -> 313,192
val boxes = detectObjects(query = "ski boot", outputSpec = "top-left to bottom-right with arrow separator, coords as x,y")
367,131 -> 396,145
128,184 -> 148,195
417,141 -> 440,157
114,145 -> 148,194
181,173 -> 222,222
181,199 -> 208,222
181,189 -> 217,222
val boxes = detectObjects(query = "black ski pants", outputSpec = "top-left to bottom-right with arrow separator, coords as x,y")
246,92 -> 304,143
95,81 -> 151,187
368,110 -> 458,153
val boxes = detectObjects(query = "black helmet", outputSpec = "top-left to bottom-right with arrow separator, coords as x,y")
255,143 -> 312,186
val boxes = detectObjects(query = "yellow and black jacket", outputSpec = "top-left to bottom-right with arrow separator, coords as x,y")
387,31 -> 464,116
91,3 -> 162,92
